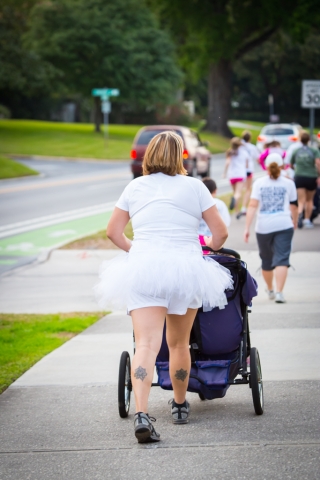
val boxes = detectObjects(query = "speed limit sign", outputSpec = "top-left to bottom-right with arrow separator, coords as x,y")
301,80 -> 320,108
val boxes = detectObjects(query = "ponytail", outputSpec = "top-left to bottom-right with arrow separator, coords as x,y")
268,162 -> 281,180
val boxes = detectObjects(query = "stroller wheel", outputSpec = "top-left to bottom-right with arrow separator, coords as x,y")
118,351 -> 131,418
198,392 -> 206,401
250,347 -> 264,415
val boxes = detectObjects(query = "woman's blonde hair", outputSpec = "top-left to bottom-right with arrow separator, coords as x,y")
142,131 -> 187,176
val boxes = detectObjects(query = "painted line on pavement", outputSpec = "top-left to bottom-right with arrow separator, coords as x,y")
0,171 -> 131,195
0,211 -> 113,258
0,202 -> 116,239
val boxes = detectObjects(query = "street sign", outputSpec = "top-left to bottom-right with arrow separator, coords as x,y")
92,88 -> 120,97
101,101 -> 111,114
301,80 -> 320,108
91,88 -> 120,142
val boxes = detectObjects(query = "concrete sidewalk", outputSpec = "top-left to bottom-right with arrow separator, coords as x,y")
0,218 -> 320,479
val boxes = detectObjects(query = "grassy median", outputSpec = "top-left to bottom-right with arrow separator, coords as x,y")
0,120 -> 235,160
0,312 -> 106,393
0,155 -> 38,180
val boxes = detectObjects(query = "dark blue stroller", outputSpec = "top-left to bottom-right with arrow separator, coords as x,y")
118,247 -> 263,418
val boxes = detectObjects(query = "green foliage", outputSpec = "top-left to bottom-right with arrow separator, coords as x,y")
0,312 -> 105,393
26,0 -> 183,107
0,1 -> 58,95
0,104 -> 11,119
151,0 -> 320,70
0,155 -> 38,179
233,31 -> 320,119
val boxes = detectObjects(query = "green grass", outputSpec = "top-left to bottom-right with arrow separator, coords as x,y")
61,222 -> 133,249
0,312 -> 106,393
0,155 -> 38,179
0,120 -> 141,160
2,118 -> 300,162
199,131 -> 230,154
0,120 -> 235,159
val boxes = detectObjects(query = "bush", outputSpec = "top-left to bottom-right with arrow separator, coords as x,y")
0,104 -> 11,119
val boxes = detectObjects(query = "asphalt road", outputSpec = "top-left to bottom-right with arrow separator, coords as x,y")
0,158 -> 131,225
0,155 -> 318,276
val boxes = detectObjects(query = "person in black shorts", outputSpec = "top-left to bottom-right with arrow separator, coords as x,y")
290,132 -> 320,229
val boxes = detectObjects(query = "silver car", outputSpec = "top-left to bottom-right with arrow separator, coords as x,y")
256,123 -> 302,152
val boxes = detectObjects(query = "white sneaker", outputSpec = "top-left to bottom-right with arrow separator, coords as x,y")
303,219 -> 314,229
275,292 -> 286,303
266,289 -> 275,300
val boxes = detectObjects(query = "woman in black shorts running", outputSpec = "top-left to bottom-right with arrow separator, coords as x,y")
290,132 -> 320,229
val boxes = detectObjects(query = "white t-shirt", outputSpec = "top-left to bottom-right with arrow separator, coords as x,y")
116,173 -> 216,248
227,146 -> 248,180
251,175 -> 297,234
242,141 -> 259,173
198,198 -> 230,236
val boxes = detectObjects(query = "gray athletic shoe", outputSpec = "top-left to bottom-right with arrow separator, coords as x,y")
169,399 -> 190,424
134,412 -> 160,443
266,289 -> 275,300
275,292 -> 286,303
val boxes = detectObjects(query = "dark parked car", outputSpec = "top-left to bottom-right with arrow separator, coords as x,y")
130,125 -> 211,179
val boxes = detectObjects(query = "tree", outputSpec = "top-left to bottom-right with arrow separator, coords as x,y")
232,30 -> 320,122
0,0 -> 57,106
149,0 -> 320,136
26,0 -> 183,131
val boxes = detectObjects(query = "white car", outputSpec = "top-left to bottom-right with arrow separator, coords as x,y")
256,123 -> 302,152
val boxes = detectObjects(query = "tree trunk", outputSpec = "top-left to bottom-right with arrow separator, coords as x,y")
94,96 -> 102,132
207,59 -> 233,137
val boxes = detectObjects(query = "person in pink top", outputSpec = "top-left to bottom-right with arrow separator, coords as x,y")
259,141 -> 286,170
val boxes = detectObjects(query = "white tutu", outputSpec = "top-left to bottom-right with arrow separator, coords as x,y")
94,240 -> 233,314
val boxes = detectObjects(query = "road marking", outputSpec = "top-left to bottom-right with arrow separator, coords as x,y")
0,202 -> 116,238
0,212 -> 113,258
0,171 -> 131,195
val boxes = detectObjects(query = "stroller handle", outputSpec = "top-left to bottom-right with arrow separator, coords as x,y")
202,246 -> 241,260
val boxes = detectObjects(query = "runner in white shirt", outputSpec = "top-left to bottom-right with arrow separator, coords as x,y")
223,137 -> 249,217
240,131 -> 260,218
244,153 -> 298,304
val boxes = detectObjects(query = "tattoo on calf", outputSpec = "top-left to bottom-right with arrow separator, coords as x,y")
134,366 -> 147,381
175,369 -> 188,382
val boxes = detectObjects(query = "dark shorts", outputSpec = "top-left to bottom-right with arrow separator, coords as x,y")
294,176 -> 317,191
256,228 -> 294,271
247,172 -> 253,178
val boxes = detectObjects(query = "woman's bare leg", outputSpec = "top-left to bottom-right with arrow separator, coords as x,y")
242,176 -> 253,212
262,269 -> 273,290
305,190 -> 316,220
166,308 -> 197,404
234,181 -> 244,214
274,266 -> 288,293
297,188 -> 306,215
131,307 -> 166,413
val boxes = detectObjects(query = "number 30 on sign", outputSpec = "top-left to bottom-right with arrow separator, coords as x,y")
301,80 -> 320,109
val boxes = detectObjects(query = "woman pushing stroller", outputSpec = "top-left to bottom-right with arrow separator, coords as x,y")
95,132 -> 233,443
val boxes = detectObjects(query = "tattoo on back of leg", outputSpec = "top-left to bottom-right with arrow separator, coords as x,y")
175,369 -> 188,382
134,366 -> 147,381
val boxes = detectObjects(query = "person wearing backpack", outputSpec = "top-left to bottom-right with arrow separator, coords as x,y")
290,132 -> 320,229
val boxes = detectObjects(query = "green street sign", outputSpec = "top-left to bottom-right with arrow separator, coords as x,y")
92,88 -> 120,97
